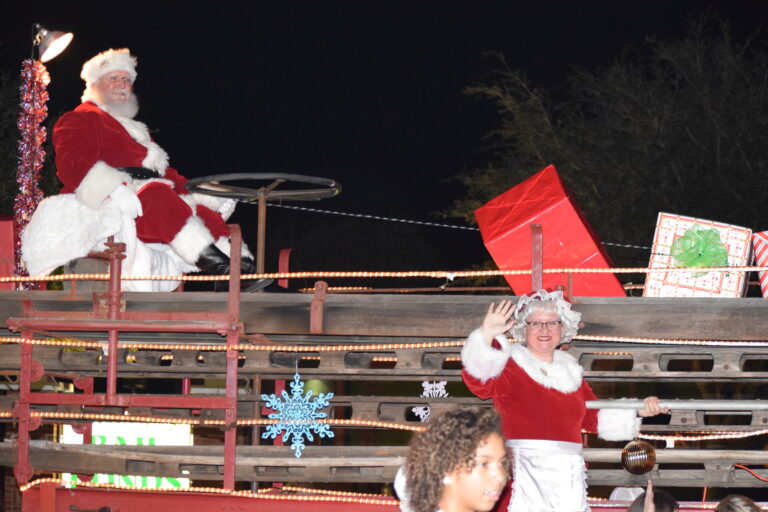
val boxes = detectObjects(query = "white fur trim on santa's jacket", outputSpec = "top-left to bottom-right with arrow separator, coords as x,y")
75,161 -> 131,209
461,328 -> 513,381
507,343 -> 583,393
214,236 -> 255,261
597,403 -> 642,441
170,216 -> 215,265
21,194 -> 123,276
110,114 -> 169,174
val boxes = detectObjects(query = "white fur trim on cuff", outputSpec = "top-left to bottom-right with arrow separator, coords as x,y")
169,216 -> 215,265
191,192 -> 227,212
597,407 -> 641,441
141,141 -> 169,174
75,161 -> 130,209
214,236 -> 254,261
460,328 -> 511,381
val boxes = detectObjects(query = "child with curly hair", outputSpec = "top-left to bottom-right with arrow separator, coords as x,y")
397,407 -> 509,512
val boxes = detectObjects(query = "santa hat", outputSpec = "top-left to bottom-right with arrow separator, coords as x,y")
81,48 -> 137,85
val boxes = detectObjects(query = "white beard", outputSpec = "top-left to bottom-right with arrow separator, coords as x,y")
81,86 -> 140,119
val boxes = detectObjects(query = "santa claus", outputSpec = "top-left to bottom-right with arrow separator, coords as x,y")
22,48 -> 270,292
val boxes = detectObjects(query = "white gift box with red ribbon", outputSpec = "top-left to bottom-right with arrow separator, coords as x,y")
643,213 -> 752,297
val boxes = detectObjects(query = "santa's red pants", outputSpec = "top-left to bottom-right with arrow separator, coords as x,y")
133,182 -> 229,244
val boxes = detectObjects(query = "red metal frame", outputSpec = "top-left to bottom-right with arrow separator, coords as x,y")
278,247 -> 292,289
22,481 -> 399,512
20,482 -> 721,512
9,227 -> 247,490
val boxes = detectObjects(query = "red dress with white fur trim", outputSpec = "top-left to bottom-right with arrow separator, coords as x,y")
461,329 -> 640,512
462,344 -> 599,442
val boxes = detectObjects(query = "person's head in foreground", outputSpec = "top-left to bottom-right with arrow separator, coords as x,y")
716,494 -> 764,512
627,480 -> 679,512
404,407 -> 508,512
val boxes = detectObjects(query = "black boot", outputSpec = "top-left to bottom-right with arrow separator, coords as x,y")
195,244 -> 272,292
240,256 -> 274,292
195,244 -> 231,275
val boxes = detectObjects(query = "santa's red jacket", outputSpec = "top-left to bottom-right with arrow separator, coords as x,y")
53,101 -> 229,251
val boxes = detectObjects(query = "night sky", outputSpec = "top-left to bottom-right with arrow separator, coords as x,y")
2,1 -> 768,278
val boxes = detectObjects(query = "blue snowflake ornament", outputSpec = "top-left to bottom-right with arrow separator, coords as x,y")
261,372 -> 334,457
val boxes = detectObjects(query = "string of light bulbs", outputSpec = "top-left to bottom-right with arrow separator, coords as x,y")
13,410 -> 428,432
3,264 -> 768,283
3,333 -> 768,352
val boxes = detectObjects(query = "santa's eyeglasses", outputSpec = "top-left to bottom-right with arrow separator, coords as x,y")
100,74 -> 132,85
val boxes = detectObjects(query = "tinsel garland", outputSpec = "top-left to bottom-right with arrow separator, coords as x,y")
13,59 -> 50,289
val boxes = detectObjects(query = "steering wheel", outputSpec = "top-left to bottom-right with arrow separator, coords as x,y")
185,172 -> 341,202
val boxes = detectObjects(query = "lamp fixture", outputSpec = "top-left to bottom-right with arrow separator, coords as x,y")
33,23 -> 73,63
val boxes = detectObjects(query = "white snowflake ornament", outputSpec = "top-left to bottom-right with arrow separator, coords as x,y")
261,372 -> 334,457
412,380 -> 449,422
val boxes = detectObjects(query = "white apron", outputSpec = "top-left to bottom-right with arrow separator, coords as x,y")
506,439 -> 589,512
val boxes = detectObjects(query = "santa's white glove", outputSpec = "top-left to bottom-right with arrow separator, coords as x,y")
217,198 -> 237,221
109,184 -> 143,219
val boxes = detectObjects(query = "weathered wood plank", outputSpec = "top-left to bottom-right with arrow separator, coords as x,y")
3,291 -> 768,339
3,442 -> 766,487
1,340 -> 768,383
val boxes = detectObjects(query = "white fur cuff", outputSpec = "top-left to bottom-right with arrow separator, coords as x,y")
169,216 -> 215,265
597,407 -> 642,441
460,328 -> 511,381
75,161 -> 130,209
214,236 -> 254,261
190,192 -> 228,212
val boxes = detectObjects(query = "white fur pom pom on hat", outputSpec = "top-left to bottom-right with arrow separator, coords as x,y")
81,48 -> 137,85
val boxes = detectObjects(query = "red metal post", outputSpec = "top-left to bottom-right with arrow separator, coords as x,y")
278,248 -> 292,289
223,225 -> 243,490
530,224 -> 543,292
72,377 -> 95,482
257,195 -> 267,274
104,238 -> 126,399
310,281 -> 328,334
72,378 -> 94,444
13,332 -> 33,483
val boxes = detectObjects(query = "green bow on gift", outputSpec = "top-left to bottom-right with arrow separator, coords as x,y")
670,225 -> 728,273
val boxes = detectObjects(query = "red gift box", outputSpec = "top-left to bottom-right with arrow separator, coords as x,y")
474,165 -> 625,297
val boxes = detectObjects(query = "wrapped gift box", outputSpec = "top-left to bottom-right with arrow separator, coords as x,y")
643,213 -> 752,297
753,231 -> 768,298
474,164 -> 625,297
